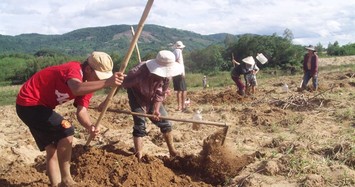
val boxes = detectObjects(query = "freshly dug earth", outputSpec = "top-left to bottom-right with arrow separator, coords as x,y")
0,56 -> 354,186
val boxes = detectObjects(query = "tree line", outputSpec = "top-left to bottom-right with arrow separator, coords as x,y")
1,29 -> 354,85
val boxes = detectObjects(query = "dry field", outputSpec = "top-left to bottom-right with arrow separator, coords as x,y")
0,56 -> 354,186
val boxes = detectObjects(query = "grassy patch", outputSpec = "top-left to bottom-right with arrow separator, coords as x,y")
0,85 -> 20,106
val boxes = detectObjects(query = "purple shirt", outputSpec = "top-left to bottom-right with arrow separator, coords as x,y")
122,62 -> 169,110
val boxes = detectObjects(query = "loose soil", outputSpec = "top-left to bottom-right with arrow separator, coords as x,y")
0,56 -> 354,186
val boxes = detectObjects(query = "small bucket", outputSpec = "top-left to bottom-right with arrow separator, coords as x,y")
256,53 -> 268,64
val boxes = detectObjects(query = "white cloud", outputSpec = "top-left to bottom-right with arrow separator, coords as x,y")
0,0 -> 354,46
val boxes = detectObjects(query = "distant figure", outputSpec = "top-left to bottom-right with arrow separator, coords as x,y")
202,75 -> 208,89
301,45 -> 319,91
172,41 -> 187,111
243,56 -> 259,95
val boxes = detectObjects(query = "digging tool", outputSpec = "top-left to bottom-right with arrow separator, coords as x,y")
85,0 -> 154,147
232,53 -> 235,67
107,108 -> 229,145
130,26 -> 141,62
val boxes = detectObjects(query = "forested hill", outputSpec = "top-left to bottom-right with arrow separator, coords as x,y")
0,24 -> 226,56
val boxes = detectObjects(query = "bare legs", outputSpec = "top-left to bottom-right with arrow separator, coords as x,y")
176,91 -> 187,111
163,132 -> 178,157
133,136 -> 143,161
133,132 -> 178,161
45,136 -> 75,187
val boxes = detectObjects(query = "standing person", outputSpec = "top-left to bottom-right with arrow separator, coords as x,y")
243,56 -> 259,95
122,50 -> 183,161
202,75 -> 208,89
15,51 -> 125,187
301,45 -> 319,91
172,41 -> 187,111
231,57 -> 247,96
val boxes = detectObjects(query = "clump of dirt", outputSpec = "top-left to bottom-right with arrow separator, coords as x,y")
69,144 -> 209,186
0,160 -> 48,187
162,130 -> 255,185
257,160 -> 280,175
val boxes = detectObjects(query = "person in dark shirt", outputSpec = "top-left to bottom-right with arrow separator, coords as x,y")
301,45 -> 319,91
122,50 -> 183,161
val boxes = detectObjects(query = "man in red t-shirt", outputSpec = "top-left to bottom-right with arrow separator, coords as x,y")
16,51 -> 125,186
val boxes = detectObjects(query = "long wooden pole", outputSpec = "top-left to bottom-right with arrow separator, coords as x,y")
108,108 -> 229,145
108,108 -> 227,127
130,26 -> 142,62
86,0 -> 154,146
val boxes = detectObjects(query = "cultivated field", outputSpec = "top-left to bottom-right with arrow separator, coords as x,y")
0,56 -> 354,186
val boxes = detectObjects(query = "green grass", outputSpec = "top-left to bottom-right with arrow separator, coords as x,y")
0,85 -> 20,106
186,72 -> 234,88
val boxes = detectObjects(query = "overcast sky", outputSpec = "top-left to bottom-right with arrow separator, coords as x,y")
1,0 -> 354,46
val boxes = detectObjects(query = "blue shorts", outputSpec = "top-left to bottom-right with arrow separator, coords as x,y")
16,104 -> 74,151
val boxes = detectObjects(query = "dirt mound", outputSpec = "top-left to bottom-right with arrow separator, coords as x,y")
70,144 -> 208,186
0,134 -> 253,187
163,130 -> 255,185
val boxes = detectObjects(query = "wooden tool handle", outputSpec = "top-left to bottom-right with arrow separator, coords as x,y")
108,108 -> 227,127
86,0 -> 155,146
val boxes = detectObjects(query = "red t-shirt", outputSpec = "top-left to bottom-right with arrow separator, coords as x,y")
16,61 -> 92,109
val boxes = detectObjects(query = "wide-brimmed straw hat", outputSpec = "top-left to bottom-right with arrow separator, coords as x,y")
87,51 -> 113,80
146,50 -> 183,77
242,56 -> 256,65
174,41 -> 186,49
305,45 -> 316,51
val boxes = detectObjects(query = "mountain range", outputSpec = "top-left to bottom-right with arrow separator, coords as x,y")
0,24 -> 228,56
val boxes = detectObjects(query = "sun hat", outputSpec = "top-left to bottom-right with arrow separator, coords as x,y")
305,45 -> 316,51
87,51 -> 113,80
242,56 -> 256,65
256,53 -> 268,64
146,50 -> 183,77
174,41 -> 186,49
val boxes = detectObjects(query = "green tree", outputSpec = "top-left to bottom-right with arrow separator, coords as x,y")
225,32 -> 303,70
186,45 -> 226,73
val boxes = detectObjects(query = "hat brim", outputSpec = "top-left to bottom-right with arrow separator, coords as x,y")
94,70 -> 113,80
146,59 -> 183,77
175,45 -> 186,49
305,47 -> 315,51
242,57 -> 256,65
